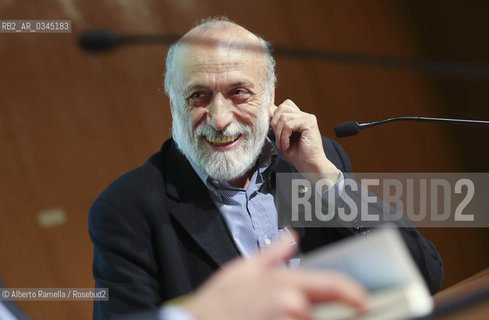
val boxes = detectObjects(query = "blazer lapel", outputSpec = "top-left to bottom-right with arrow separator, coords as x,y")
161,140 -> 240,267
170,200 -> 240,266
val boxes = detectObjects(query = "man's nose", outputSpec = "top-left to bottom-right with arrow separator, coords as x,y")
208,93 -> 233,130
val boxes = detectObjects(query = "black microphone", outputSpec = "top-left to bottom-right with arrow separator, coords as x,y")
78,30 -> 122,51
78,30 -> 180,52
334,116 -> 489,138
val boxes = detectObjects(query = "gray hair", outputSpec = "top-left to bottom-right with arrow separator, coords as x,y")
164,17 -> 276,111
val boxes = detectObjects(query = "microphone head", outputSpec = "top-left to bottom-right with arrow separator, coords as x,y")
334,121 -> 361,137
78,30 -> 122,52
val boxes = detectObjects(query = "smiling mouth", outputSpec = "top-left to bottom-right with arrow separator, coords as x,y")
205,133 -> 242,146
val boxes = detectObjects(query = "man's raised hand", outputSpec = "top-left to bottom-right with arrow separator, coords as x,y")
269,99 -> 340,183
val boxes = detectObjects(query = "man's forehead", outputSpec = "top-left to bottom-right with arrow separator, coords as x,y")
176,39 -> 267,81
169,23 -> 269,90
178,36 -> 265,61
182,46 -> 261,71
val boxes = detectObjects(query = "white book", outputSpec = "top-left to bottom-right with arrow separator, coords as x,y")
300,226 -> 433,320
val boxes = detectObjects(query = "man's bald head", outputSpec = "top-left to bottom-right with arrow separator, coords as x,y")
164,17 -> 276,110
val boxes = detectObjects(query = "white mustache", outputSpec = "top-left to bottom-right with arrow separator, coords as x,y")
195,121 -> 251,140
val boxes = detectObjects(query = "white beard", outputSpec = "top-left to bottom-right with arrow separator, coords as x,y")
171,104 -> 269,181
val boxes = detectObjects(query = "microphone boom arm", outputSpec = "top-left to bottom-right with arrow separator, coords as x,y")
335,116 -> 489,137
359,116 -> 489,129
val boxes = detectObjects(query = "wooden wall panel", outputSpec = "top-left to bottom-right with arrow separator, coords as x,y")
0,1 -> 487,319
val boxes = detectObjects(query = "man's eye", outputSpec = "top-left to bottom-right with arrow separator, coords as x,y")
190,92 -> 205,99
187,91 -> 210,107
231,89 -> 246,95
229,88 -> 252,103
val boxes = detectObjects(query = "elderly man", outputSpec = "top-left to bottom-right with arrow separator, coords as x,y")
89,17 -> 443,319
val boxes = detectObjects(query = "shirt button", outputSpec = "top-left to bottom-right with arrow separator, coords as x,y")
265,238 -> 271,245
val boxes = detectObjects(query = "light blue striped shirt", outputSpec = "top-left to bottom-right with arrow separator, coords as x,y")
188,139 -> 299,265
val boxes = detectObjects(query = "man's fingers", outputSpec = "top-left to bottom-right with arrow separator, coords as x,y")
275,114 -> 306,151
270,103 -> 284,131
271,107 -> 290,150
284,270 -> 368,312
280,123 -> 292,151
271,104 -> 302,150
274,289 -> 311,320
276,99 -> 300,111
268,102 -> 278,120
275,112 -> 288,150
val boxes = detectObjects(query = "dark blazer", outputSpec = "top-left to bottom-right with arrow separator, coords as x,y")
89,135 -> 443,319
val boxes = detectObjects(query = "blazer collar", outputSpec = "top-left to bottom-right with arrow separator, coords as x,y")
160,139 -> 240,267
